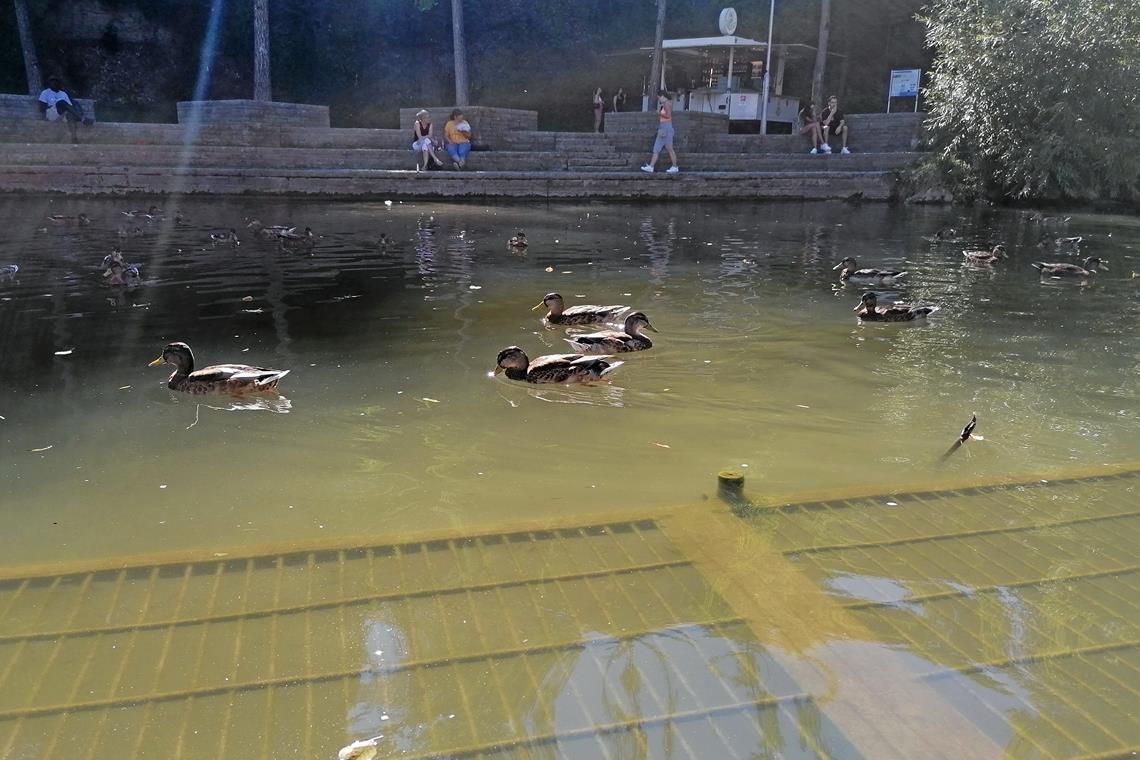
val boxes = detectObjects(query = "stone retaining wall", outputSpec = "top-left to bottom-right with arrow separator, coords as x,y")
176,100 -> 330,128
0,93 -> 97,120
605,111 -> 728,152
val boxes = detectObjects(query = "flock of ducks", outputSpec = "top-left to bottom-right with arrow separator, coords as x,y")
492,293 -> 659,383
838,220 -> 1109,323
4,210 -> 1115,392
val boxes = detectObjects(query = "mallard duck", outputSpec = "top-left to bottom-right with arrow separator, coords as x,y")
47,213 -> 91,226
246,219 -> 294,240
104,261 -> 140,286
0,264 -> 18,279
533,293 -> 630,327
493,346 -> 623,384
564,312 -> 657,354
148,342 -> 290,394
210,229 -> 240,244
1032,257 -> 1107,278
100,248 -> 125,269
122,205 -> 162,219
963,244 -> 1007,264
833,257 -> 908,284
375,233 -> 391,248
854,292 -> 939,322
508,231 -> 528,249
278,227 -> 315,251
923,226 -> 958,242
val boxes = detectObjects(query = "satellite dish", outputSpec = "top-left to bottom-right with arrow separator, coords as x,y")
719,7 -> 738,36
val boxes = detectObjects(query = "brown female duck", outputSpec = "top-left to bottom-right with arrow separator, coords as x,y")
148,342 -> 290,394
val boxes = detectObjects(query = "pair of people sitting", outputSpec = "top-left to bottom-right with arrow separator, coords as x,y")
798,96 -> 850,155
38,76 -> 94,143
411,109 -> 473,171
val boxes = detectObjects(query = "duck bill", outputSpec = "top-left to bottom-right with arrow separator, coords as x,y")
852,303 -> 863,311
832,263 -> 844,270
148,357 -> 165,367
492,366 -> 504,375
645,323 -> 660,333
531,302 -> 545,311
1098,262 -> 1108,270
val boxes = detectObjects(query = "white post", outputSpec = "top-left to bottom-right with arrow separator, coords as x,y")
760,0 -> 775,134
726,44 -> 735,119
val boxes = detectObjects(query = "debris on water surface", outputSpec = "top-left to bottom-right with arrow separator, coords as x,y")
651,442 -> 671,449
338,736 -> 382,760
54,349 -> 73,356
28,445 -> 53,452
544,267 -> 554,272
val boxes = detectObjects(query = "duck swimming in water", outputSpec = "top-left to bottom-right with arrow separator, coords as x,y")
47,213 -> 91,226
493,346 -> 623,384
104,261 -> 141,286
148,342 -> 290,394
1032,257 -> 1107,278
833,258 -> 908,284
564,312 -> 658,354
854,292 -> 939,322
210,229 -> 240,244
247,219 -> 295,240
0,264 -> 18,279
278,227 -> 315,251
963,244 -> 1007,264
508,231 -> 528,249
533,292 -> 630,327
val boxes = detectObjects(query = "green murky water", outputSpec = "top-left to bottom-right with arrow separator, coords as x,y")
1,197 -> 1138,758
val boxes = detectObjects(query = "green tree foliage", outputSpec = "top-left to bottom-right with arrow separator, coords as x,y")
921,0 -> 1140,202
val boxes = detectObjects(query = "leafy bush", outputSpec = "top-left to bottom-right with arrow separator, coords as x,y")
920,0 -> 1140,202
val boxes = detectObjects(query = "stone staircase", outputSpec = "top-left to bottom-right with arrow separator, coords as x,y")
0,111 -> 926,200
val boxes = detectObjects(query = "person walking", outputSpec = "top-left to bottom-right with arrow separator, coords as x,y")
592,87 -> 605,133
641,89 -> 679,174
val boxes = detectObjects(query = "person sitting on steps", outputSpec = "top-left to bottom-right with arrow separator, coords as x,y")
411,109 -> 444,172
819,95 -> 850,154
444,109 -> 472,169
38,76 -> 93,144
798,101 -> 824,154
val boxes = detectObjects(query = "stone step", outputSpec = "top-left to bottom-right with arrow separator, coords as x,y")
0,163 -> 899,200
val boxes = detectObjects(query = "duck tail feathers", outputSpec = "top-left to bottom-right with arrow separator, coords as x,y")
257,369 -> 290,387
599,360 -> 624,376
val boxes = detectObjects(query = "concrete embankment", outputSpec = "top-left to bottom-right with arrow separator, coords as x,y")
0,109 -> 925,201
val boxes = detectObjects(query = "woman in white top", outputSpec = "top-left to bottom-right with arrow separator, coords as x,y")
411,109 -> 444,171
593,88 -> 605,133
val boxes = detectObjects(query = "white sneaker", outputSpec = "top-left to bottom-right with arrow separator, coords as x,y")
821,143 -> 832,153
666,166 -> 680,173
809,148 -> 818,154
640,164 -> 654,173
841,147 -> 851,155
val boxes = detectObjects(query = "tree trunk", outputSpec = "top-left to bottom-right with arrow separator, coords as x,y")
811,0 -> 830,108
13,0 -> 42,95
451,0 -> 469,106
647,0 -> 667,110
253,0 -> 272,101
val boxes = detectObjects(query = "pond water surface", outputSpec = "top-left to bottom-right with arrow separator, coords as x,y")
0,196 -> 1138,759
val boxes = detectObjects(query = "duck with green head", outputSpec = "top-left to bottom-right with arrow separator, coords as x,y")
149,342 -> 290,394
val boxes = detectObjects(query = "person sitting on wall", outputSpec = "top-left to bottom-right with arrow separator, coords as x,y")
38,76 -> 93,144
411,109 -> 444,172
798,101 -> 824,154
444,110 -> 473,169
820,95 -> 850,154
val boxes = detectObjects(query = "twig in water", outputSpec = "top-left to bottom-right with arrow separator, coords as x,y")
187,404 -> 202,430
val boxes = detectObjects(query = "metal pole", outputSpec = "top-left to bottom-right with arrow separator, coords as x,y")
760,0 -> 774,134
726,44 -> 735,119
